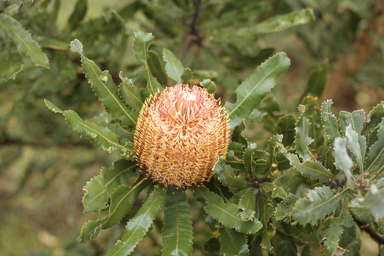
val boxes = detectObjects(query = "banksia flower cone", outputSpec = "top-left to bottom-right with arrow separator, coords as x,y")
134,85 -> 230,188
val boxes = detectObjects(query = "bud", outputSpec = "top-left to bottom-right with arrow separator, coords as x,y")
134,85 -> 230,188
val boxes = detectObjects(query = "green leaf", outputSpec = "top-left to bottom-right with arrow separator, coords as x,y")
142,65 -> 164,96
163,48 -> 184,84
238,189 -> 256,221
182,68 -> 193,85
365,119 -> 384,174
67,0 -> 87,31
201,79 -> 217,95
300,60 -> 329,100
345,124 -> 366,174
226,52 -> 290,129
204,238 -> 220,254
162,187 -> 193,256
256,192 -> 275,253
239,8 -> 315,34
232,120 -> 248,146
78,177 -> 151,243
118,72 -> 143,112
350,185 -> 384,220
333,138 -> 355,186
321,199 -> 351,256
339,110 -> 365,135
321,100 -> 340,144
133,32 -> 154,62
219,227 -> 249,256
244,143 -> 257,178
0,51 -> 23,81
287,153 -> 334,181
295,105 -> 315,161
272,185 -> 287,199
274,194 -> 298,221
105,186 -> 165,256
45,100 -> 133,155
290,187 -> 348,225
214,157 -> 249,189
82,175 -> 107,213
0,13 -> 49,68
195,187 -> 262,234
147,50 -> 168,86
275,115 -> 296,146
70,39 -> 138,128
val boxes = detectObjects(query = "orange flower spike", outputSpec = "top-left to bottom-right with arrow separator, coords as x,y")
134,85 -> 230,188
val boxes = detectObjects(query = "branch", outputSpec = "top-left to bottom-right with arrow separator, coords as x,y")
354,218 -> 384,245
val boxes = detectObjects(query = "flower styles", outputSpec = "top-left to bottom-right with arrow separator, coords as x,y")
134,85 -> 230,188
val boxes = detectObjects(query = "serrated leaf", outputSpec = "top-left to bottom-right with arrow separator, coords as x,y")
239,8 -> 314,35
163,48 -> 184,84
78,177 -> 151,243
350,185 -> 384,220
182,68 -> 193,85
290,186 -> 348,225
244,143 -> 257,178
45,100 -> 133,155
162,187 -> 193,256
201,79 -> 217,95
232,120 -> 247,146
219,227 -> 249,256
105,186 -> 165,256
214,157 -> 249,189
118,72 -> 143,112
333,138 -> 355,187
147,50 -> 168,85
295,105 -> 315,161
322,199 -> 350,256
226,52 -> 290,129
256,192 -> 275,253
141,66 -> 164,96
345,124 -> 366,174
195,187 -> 262,234
274,194 -> 298,221
70,39 -> 138,128
366,119 -> 384,174
0,51 -> 23,81
364,102 -> 384,138
238,189 -> 256,221
82,175 -> 107,213
272,186 -> 287,199
287,153 -> 334,181
275,115 -> 296,146
300,60 -> 329,100
133,32 -> 154,62
321,100 -> 340,144
0,13 -> 49,68
339,110 -> 365,135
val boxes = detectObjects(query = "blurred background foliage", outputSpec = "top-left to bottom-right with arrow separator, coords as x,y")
0,0 -> 383,255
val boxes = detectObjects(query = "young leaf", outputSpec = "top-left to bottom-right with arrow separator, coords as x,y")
0,13 -> 49,68
133,32 -> 154,62
105,186 -> 165,256
162,187 -> 193,256
214,157 -> 249,189
290,186 -> 348,225
70,39 -> 138,128
82,175 -> 107,213
194,187 -> 262,234
238,8 -> 315,34
163,48 -> 184,83
295,105 -> 315,161
45,100 -> 133,155
219,227 -> 249,256
345,124 -> 366,174
226,52 -> 290,129
365,119 -> 384,174
350,185 -> 384,220
333,138 -> 354,185
78,178 -> 151,243
118,72 -> 143,112
238,188 -> 256,221
321,100 -> 340,144
287,153 -> 334,181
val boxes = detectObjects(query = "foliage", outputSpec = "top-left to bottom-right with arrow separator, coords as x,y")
1,0 -> 384,255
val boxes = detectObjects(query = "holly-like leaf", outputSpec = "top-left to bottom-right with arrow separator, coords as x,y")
226,52 -> 290,129
339,110 -> 365,135
0,13 -> 49,69
214,157 -> 249,189
162,187 -> 193,256
45,100 -> 133,155
290,187 -> 348,225
70,39 -> 138,128
195,187 -> 262,234
118,72 -> 143,112
238,188 -> 256,221
274,194 -> 298,221
238,8 -> 314,34
105,186 -> 165,256
78,177 -> 151,243
345,124 -> 366,174
365,119 -> 384,174
295,105 -> 315,161
133,31 -> 154,62
287,153 -> 334,181
350,185 -> 384,220
163,48 -> 184,84
82,175 -> 107,213
219,227 -> 249,256
321,100 -> 340,144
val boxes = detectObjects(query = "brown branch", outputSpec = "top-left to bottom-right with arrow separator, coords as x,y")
354,218 -> 384,245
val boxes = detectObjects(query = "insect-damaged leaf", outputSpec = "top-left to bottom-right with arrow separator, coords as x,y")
226,52 -> 290,129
